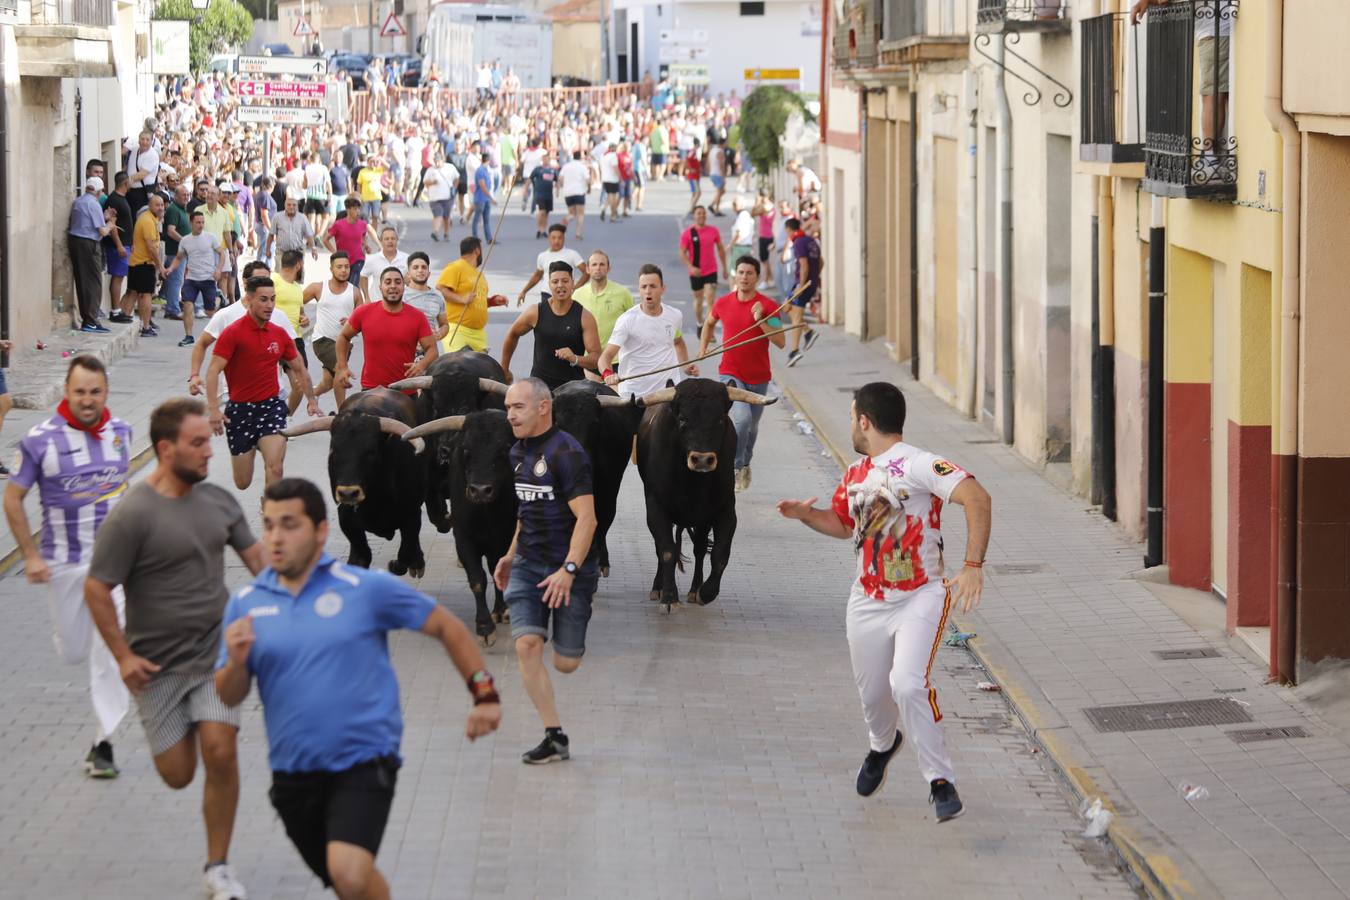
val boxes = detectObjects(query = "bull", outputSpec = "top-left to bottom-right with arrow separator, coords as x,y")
636,378 -> 775,611
282,388 -> 429,576
402,410 -> 516,645
550,380 -> 639,577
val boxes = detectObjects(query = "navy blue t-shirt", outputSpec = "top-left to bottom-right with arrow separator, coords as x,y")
511,427 -> 593,566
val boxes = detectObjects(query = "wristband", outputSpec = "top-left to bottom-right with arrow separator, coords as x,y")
602,368 -> 614,379
467,669 -> 499,705
964,560 -> 984,569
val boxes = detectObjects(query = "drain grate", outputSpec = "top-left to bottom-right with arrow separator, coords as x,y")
986,563 -> 1054,575
1228,726 -> 1309,744
1155,648 -> 1221,660
1083,698 -> 1253,733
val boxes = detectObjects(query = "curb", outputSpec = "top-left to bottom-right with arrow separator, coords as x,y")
777,375 -> 1204,900
9,323 -> 141,410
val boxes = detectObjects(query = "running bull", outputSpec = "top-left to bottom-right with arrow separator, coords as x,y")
636,378 -> 775,610
282,388 -> 428,576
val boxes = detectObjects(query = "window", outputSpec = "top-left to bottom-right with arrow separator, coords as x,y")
740,2 -> 765,15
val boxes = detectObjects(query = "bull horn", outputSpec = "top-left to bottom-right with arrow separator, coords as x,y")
726,387 -> 778,406
388,376 -> 432,391
401,415 -> 467,442
637,387 -> 676,407
596,394 -> 633,408
378,417 -> 426,455
478,378 -> 510,396
281,418 -> 334,438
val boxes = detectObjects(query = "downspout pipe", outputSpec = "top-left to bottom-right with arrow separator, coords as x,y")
996,38 -> 1013,445
0,37 -> 10,369
966,70 -> 980,418
1263,0 -> 1300,684
909,80 -> 920,379
1098,174 -> 1117,521
860,109 -> 869,339
1144,195 -> 1164,567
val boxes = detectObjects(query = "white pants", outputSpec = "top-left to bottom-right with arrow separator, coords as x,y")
47,561 -> 130,741
846,583 -> 955,784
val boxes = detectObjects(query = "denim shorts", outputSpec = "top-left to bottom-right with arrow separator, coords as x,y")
505,556 -> 598,658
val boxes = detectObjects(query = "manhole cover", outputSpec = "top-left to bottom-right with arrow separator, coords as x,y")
1155,648 -> 1221,660
1228,726 -> 1309,744
1082,698 -> 1252,733
986,563 -> 1054,575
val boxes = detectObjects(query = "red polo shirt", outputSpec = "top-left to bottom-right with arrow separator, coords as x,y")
213,315 -> 299,402
709,290 -> 780,386
348,301 -> 432,390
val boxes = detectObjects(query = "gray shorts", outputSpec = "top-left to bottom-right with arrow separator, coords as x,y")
134,670 -> 239,756
312,336 -> 338,373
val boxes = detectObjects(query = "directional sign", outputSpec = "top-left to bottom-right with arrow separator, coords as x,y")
238,80 -> 329,101
237,105 -> 328,126
237,54 -> 327,77
379,12 -> 406,37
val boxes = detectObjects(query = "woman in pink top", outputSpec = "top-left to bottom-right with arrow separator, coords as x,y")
323,197 -> 378,293
755,195 -> 777,289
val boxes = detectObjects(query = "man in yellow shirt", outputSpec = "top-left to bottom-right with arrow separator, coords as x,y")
274,249 -> 310,413
126,194 -> 166,337
435,236 -> 490,352
357,158 -> 387,225
572,250 -> 633,380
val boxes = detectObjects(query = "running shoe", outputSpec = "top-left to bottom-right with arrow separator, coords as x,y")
163,312 -> 182,320
178,335 -> 196,347
0,464 -> 10,479
140,327 -> 158,337
79,323 -> 102,334
856,730 -> 902,797
196,310 -> 210,319
108,312 -> 134,324
734,467 -> 752,493
929,779 -> 964,822
84,741 -> 118,779
521,732 -> 570,765
203,862 -> 247,900
786,349 -> 803,368
801,329 -> 821,354
90,322 -> 111,333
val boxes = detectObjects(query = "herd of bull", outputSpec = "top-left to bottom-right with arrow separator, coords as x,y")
281,350 -> 777,644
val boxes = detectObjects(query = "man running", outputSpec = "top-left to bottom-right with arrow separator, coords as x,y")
785,217 -> 822,366
85,397 -> 263,900
402,251 -> 449,348
776,382 -> 991,823
336,267 -> 439,393
558,151 -> 591,240
598,143 -> 621,223
216,477 -> 500,898
492,378 -> 598,764
598,263 -> 696,399
272,195 -> 318,262
435,237 -> 494,353
529,151 -> 559,238
166,209 -> 228,346
3,356 -> 131,778
572,250 -> 633,366
698,256 -> 786,492
500,262 -> 601,390
272,251 -> 310,416
679,205 -> 727,326
304,252 -> 364,410
188,261 -> 299,405
518,224 -> 588,305
205,276 -> 321,490
324,198 -> 378,298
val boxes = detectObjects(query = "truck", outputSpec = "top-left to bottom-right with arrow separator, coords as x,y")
423,3 -> 553,91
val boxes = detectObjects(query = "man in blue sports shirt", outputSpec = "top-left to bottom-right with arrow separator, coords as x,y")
215,478 -> 501,899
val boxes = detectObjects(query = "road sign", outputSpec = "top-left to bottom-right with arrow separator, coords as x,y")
658,45 -> 709,63
237,106 -> 328,126
379,12 -> 406,37
238,80 -> 329,101
667,63 -> 710,86
745,68 -> 802,81
150,20 -> 189,74
292,18 -> 314,37
237,55 -> 327,77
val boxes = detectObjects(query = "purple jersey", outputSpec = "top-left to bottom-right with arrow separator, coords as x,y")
12,414 -> 133,565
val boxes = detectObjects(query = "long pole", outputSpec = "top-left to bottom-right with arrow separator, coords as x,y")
617,323 -> 806,385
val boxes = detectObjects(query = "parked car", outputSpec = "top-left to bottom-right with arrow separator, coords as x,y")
329,54 -> 372,90
378,53 -> 422,87
206,53 -> 238,75
262,42 -> 295,56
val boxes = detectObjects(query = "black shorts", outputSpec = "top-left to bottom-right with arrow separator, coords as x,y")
536,194 -> 554,213
304,198 -> 329,215
602,181 -> 619,194
128,263 -> 157,295
689,273 -> 718,292
758,236 -> 774,262
224,395 -> 288,455
269,755 -> 399,888
565,194 -> 585,208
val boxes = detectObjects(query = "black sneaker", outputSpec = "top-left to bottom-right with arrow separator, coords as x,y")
522,732 -> 570,765
929,779 -> 964,822
177,335 -> 195,347
801,329 -> 821,353
84,741 -> 119,779
108,312 -> 134,324
140,327 -> 158,337
856,730 -> 903,797
0,463 -> 10,478
786,349 -> 803,368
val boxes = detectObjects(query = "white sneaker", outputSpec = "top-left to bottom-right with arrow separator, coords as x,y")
734,467 -> 752,492
203,863 -> 247,900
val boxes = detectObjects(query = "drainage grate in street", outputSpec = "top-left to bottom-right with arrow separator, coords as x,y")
1082,698 -> 1253,733
1228,726 -> 1309,744
1155,648 -> 1221,660
986,563 -> 1054,576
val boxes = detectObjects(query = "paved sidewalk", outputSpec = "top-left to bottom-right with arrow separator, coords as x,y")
775,328 -> 1350,899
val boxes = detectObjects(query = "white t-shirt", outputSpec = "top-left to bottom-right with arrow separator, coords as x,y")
606,304 -> 686,398
423,164 -> 457,202
304,162 -> 330,198
708,146 -> 726,177
600,151 -> 621,183
127,146 -> 160,189
284,167 -> 307,201
731,210 -> 755,246
559,160 -> 590,197
1195,0 -> 1233,38
405,136 -> 425,170
521,147 -> 546,177
369,250 -> 409,278
535,248 -> 585,286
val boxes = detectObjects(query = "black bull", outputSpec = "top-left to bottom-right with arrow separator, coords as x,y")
636,378 -> 775,610
281,388 -> 429,576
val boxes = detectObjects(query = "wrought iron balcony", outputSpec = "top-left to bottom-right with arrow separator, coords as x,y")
976,0 -> 1070,34
1080,12 -> 1143,164
1142,0 -> 1238,199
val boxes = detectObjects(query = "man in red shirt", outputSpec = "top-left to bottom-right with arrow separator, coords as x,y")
678,205 -> 727,328
205,276 -> 321,491
335,266 -> 440,392
697,255 -> 786,493
685,138 -> 703,215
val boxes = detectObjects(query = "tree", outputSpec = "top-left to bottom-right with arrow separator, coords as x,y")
154,0 -> 253,73
739,86 -> 817,192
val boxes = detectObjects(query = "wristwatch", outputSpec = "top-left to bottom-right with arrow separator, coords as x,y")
564,561 -> 578,575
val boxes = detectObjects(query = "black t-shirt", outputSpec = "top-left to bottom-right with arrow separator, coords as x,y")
103,192 -> 133,249
510,427 -> 594,566
531,165 -> 558,199
340,143 -> 360,170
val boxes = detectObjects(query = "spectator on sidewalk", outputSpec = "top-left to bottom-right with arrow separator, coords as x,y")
162,183 -> 191,325
68,176 -> 113,333
103,173 -> 133,324
126,195 -> 167,338
471,153 -> 495,243
729,196 -> 755,267
785,217 -> 822,367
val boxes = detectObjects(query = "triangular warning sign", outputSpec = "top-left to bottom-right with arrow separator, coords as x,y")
292,17 -> 314,36
379,12 -> 406,37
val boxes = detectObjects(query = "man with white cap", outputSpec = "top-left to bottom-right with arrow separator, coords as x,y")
67,177 -> 114,333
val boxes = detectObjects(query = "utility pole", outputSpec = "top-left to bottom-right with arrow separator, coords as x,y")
368,0 -> 375,54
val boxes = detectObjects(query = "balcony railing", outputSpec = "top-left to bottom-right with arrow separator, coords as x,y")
1080,12 -> 1143,163
833,0 -> 881,69
1142,0 -> 1237,199
976,0 -> 1069,34
29,0 -> 114,27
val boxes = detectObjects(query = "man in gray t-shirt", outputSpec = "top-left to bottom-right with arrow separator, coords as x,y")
404,252 -> 448,351
84,397 -> 260,900
164,210 -> 227,344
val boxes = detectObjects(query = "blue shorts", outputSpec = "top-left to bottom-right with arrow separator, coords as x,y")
184,278 -> 218,311
792,286 -> 819,308
430,199 -> 451,219
224,396 -> 288,456
687,178 -> 700,194
0,369 -> 8,396
104,244 -> 129,277
711,175 -> 726,189
505,556 -> 598,658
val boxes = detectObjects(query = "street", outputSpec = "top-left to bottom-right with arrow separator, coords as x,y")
0,180 -> 1135,898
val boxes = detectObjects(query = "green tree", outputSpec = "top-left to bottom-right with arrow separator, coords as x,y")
739,86 -> 817,192
154,0 -> 254,73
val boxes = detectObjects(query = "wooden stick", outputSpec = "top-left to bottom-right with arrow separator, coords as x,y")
445,174 -> 517,349
702,283 -> 809,357
616,323 -> 806,385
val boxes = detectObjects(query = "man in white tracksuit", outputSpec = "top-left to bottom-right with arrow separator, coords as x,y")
778,381 -> 992,822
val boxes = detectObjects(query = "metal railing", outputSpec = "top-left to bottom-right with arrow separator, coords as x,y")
977,0 -> 1068,32
1142,0 -> 1237,197
348,82 -> 647,123
30,0 -> 113,26
1080,12 -> 1143,161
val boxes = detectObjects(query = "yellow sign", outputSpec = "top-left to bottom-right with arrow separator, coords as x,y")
745,68 -> 802,81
